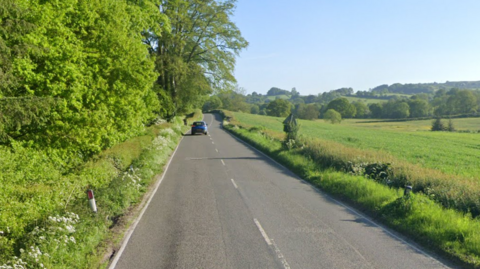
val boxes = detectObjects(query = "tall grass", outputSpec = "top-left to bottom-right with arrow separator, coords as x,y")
222,113 -> 480,267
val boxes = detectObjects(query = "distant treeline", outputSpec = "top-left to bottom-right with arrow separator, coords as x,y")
204,85 -> 480,121
371,81 -> 480,94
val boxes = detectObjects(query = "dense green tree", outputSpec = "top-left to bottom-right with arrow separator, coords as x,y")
333,87 -> 354,95
290,87 -> 300,98
353,102 -> 370,118
392,102 -> 410,118
326,98 -> 356,118
267,87 -> 290,96
303,104 -> 320,120
294,103 -> 319,120
317,91 -> 342,104
368,103 -> 383,118
266,99 -> 291,117
431,118 -> 446,131
294,103 -> 306,119
217,89 -> 249,112
408,99 -> 430,117
323,109 -> 342,124
383,101 -> 410,118
250,104 -> 260,114
151,0 -> 248,114
0,0 -> 169,156
447,119 -> 455,132
304,94 -> 317,104
202,96 -> 223,111
446,90 -> 477,114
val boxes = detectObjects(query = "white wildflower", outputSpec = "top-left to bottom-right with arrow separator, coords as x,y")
65,225 -> 75,233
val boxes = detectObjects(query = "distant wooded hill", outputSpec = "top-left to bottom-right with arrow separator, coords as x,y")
371,81 -> 480,94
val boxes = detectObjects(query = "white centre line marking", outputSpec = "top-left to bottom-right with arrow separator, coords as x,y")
271,239 -> 291,269
231,178 -> 238,189
221,159 -> 225,165
215,149 -> 218,153
212,141 -> 214,144
253,219 -> 271,246
253,219 -> 290,269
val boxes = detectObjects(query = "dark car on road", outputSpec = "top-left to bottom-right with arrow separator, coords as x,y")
191,121 -> 208,135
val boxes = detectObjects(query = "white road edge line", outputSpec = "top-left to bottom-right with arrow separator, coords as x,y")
227,130 -> 447,266
253,219 -> 290,269
230,178 -> 238,189
221,159 -> 225,165
108,131 -> 187,269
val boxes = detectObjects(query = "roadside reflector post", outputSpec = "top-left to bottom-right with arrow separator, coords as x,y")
404,185 -> 412,197
87,189 -> 97,213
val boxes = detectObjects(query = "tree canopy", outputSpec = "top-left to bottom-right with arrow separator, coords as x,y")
0,0 -> 247,159
267,87 -> 290,96
323,109 -> 342,124
150,0 -> 248,115
326,98 -> 356,118
267,99 -> 291,117
0,0 -> 171,156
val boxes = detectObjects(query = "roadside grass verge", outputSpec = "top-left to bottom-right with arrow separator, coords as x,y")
229,111 -> 480,219
0,111 -> 202,269
221,111 -> 480,267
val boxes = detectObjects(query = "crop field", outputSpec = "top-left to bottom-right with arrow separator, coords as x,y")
232,112 -> 480,178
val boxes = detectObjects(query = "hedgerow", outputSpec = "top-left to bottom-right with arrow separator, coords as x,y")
0,115 -> 191,268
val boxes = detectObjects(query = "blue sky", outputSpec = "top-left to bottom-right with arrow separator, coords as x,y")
233,0 -> 480,95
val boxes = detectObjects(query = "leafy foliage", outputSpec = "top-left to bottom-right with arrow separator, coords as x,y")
267,87 -> 290,96
431,118 -> 446,131
326,98 -> 356,118
151,0 -> 248,114
266,99 -> 291,117
323,109 -> 342,124
0,97 -> 58,144
0,0 -> 170,157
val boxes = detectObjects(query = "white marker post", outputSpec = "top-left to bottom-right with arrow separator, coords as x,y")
87,189 -> 97,213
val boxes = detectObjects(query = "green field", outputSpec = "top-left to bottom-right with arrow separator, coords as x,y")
265,94 -> 290,101
343,96 -> 388,104
232,112 -> 480,178
344,93 -> 412,104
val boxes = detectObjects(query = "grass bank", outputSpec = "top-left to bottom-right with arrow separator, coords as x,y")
221,110 -> 480,268
0,110 -> 202,269
230,112 -> 480,219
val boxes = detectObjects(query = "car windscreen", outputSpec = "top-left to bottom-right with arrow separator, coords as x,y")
193,122 -> 204,126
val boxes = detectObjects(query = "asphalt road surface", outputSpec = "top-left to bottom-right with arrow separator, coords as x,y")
112,113 -> 451,269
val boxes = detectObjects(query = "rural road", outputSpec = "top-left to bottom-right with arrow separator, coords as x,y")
111,113 -> 451,269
